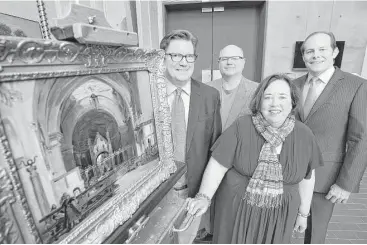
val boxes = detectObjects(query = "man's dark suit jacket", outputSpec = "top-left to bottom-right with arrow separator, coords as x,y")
185,79 -> 222,198
293,67 -> 367,193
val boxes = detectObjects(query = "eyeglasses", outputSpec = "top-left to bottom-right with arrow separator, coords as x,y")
166,53 -> 198,63
218,56 -> 244,62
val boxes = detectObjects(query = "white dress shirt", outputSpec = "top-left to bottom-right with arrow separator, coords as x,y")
166,79 -> 191,129
302,66 -> 336,105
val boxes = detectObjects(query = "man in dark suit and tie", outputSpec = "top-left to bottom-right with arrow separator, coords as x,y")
160,29 -> 222,244
293,31 -> 367,243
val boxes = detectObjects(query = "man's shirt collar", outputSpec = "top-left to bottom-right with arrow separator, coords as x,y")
166,79 -> 191,96
307,66 -> 335,84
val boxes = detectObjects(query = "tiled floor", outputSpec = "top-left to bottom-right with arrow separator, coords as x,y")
292,169 -> 367,244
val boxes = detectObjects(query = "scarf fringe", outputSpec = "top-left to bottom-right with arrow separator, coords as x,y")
243,191 -> 283,208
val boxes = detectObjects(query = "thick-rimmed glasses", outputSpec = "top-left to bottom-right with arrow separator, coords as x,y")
166,53 -> 198,63
218,56 -> 244,62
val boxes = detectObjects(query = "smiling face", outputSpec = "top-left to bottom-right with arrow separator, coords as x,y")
302,33 -> 339,77
260,79 -> 293,128
218,45 -> 245,78
164,39 -> 195,87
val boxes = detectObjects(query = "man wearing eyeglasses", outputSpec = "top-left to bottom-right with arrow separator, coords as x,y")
195,45 -> 258,242
160,29 -> 221,244
208,45 -> 258,131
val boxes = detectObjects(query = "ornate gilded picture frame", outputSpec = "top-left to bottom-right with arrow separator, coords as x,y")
0,36 -> 176,244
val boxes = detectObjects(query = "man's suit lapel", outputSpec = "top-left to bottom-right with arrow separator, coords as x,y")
186,79 -> 200,152
305,68 -> 345,122
226,77 -> 249,128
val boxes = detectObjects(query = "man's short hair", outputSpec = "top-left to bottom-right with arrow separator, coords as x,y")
160,29 -> 198,53
300,31 -> 337,54
249,73 -> 300,115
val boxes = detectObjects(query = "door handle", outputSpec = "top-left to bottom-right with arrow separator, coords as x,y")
124,215 -> 150,244
172,213 -> 195,232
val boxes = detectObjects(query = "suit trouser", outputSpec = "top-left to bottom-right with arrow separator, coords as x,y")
304,192 -> 336,244
175,188 -> 202,244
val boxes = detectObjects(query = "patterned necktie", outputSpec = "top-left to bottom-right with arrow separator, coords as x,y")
303,77 -> 320,119
171,87 -> 186,162
172,88 -> 187,190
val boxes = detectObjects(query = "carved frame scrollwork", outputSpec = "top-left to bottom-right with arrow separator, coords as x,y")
0,167 -> 19,244
0,120 -> 42,243
0,37 -> 164,81
0,36 -> 176,244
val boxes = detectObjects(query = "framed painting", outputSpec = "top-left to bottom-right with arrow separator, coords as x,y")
0,36 -> 177,244
0,13 -> 42,38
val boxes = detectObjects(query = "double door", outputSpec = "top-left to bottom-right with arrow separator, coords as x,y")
165,1 -> 266,82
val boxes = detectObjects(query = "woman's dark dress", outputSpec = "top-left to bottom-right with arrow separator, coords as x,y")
211,115 -> 323,244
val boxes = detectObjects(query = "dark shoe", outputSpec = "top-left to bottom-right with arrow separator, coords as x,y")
194,232 -> 213,244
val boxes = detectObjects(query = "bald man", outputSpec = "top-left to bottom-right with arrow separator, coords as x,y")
208,45 -> 258,131
196,45 -> 258,242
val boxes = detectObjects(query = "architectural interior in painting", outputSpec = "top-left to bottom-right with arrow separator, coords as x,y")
1,66 -> 161,243
34,72 -> 158,242
1,0 -> 367,244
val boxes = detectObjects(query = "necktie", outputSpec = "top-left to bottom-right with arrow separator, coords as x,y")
171,88 -> 186,162
171,88 -> 187,189
303,77 -> 320,119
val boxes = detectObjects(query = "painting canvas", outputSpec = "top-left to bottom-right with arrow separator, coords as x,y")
0,13 -> 42,38
0,36 -> 176,244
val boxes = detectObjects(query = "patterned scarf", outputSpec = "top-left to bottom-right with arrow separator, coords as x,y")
243,112 -> 295,208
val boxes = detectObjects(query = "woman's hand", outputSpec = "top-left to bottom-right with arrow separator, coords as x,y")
186,196 -> 210,217
293,215 -> 307,233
